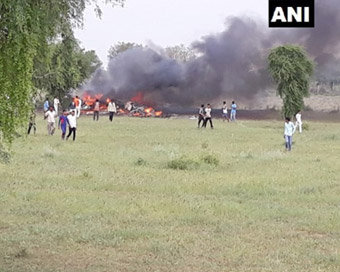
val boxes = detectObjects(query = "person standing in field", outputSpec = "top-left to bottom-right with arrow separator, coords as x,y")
284,117 -> 296,151
44,106 -> 57,135
230,101 -> 237,122
58,110 -> 68,140
53,96 -> 60,115
295,111 -> 303,133
69,99 -> 76,112
27,110 -> 37,135
108,99 -> 117,122
203,104 -> 213,129
74,95 -> 82,118
222,101 -> 229,122
43,98 -> 49,113
198,104 -> 205,128
66,110 -> 77,141
93,99 -> 100,121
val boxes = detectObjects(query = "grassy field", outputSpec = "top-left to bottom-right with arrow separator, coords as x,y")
1,115 -> 340,271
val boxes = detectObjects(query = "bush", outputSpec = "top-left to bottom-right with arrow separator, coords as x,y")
0,144 -> 11,164
201,142 -> 208,149
135,158 -> 147,166
167,157 -> 198,170
201,154 -> 219,166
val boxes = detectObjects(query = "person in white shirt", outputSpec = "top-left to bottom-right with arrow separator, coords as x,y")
53,97 -> 60,115
284,117 -> 296,151
66,110 -> 77,141
295,111 -> 302,133
107,99 -> 117,122
75,96 -> 82,118
203,104 -> 213,129
44,106 -> 57,135
222,101 -> 229,122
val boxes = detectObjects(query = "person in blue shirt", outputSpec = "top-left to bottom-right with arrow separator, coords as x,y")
43,98 -> 49,112
58,110 -> 68,140
230,101 -> 237,122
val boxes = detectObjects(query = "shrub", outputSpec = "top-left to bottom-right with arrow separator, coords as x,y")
135,158 -> 147,166
201,142 -> 208,149
167,157 -> 197,170
201,154 -> 219,166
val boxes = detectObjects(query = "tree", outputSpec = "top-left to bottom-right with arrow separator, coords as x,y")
165,44 -> 196,62
0,0 -> 123,148
108,42 -> 143,59
268,45 -> 314,117
33,34 -> 102,101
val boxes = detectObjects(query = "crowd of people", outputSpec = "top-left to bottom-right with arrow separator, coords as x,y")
30,96 -> 304,151
198,101 -> 238,129
197,100 -> 303,151
30,96 -> 117,141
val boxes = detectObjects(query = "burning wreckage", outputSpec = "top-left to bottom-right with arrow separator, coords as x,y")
80,93 -> 163,117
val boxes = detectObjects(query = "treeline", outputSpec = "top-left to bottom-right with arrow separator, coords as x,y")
0,0 -> 124,147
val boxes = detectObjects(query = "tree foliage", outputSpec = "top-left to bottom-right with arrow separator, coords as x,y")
33,35 -> 102,101
108,41 -> 143,59
0,0 -> 123,146
268,45 -> 314,117
165,44 -> 196,62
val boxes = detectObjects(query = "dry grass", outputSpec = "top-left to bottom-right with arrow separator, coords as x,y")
0,115 -> 340,271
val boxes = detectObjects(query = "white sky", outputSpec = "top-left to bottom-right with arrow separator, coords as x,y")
74,0 -> 268,68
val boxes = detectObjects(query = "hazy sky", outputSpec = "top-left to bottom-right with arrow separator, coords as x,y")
74,0 -> 268,67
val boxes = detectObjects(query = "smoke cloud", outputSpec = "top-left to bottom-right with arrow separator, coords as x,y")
83,0 -> 340,106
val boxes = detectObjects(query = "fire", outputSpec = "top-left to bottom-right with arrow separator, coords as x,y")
155,111 -> 162,117
144,107 -> 153,116
131,91 -> 144,104
82,92 -> 103,108
80,92 -> 163,117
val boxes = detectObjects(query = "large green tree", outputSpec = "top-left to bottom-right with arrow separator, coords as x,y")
268,45 -> 314,117
33,34 -> 102,101
0,0 -> 123,147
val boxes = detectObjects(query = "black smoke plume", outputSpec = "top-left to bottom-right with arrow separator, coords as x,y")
83,0 -> 340,106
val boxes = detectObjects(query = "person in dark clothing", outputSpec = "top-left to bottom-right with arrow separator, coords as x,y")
27,110 -> 37,135
198,104 -> 205,128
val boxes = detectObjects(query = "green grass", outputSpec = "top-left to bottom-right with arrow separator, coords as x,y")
1,115 -> 340,271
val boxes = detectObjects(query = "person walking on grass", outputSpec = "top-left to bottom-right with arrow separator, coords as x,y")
93,99 -> 100,121
44,106 -> 57,135
230,100 -> 237,122
203,104 -> 213,129
58,110 -> 68,140
284,117 -> 296,151
43,98 -> 49,113
198,104 -> 205,128
295,110 -> 303,133
108,99 -> 117,122
66,110 -> 77,141
222,101 -> 229,122
27,110 -> 36,135
53,96 -> 60,116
